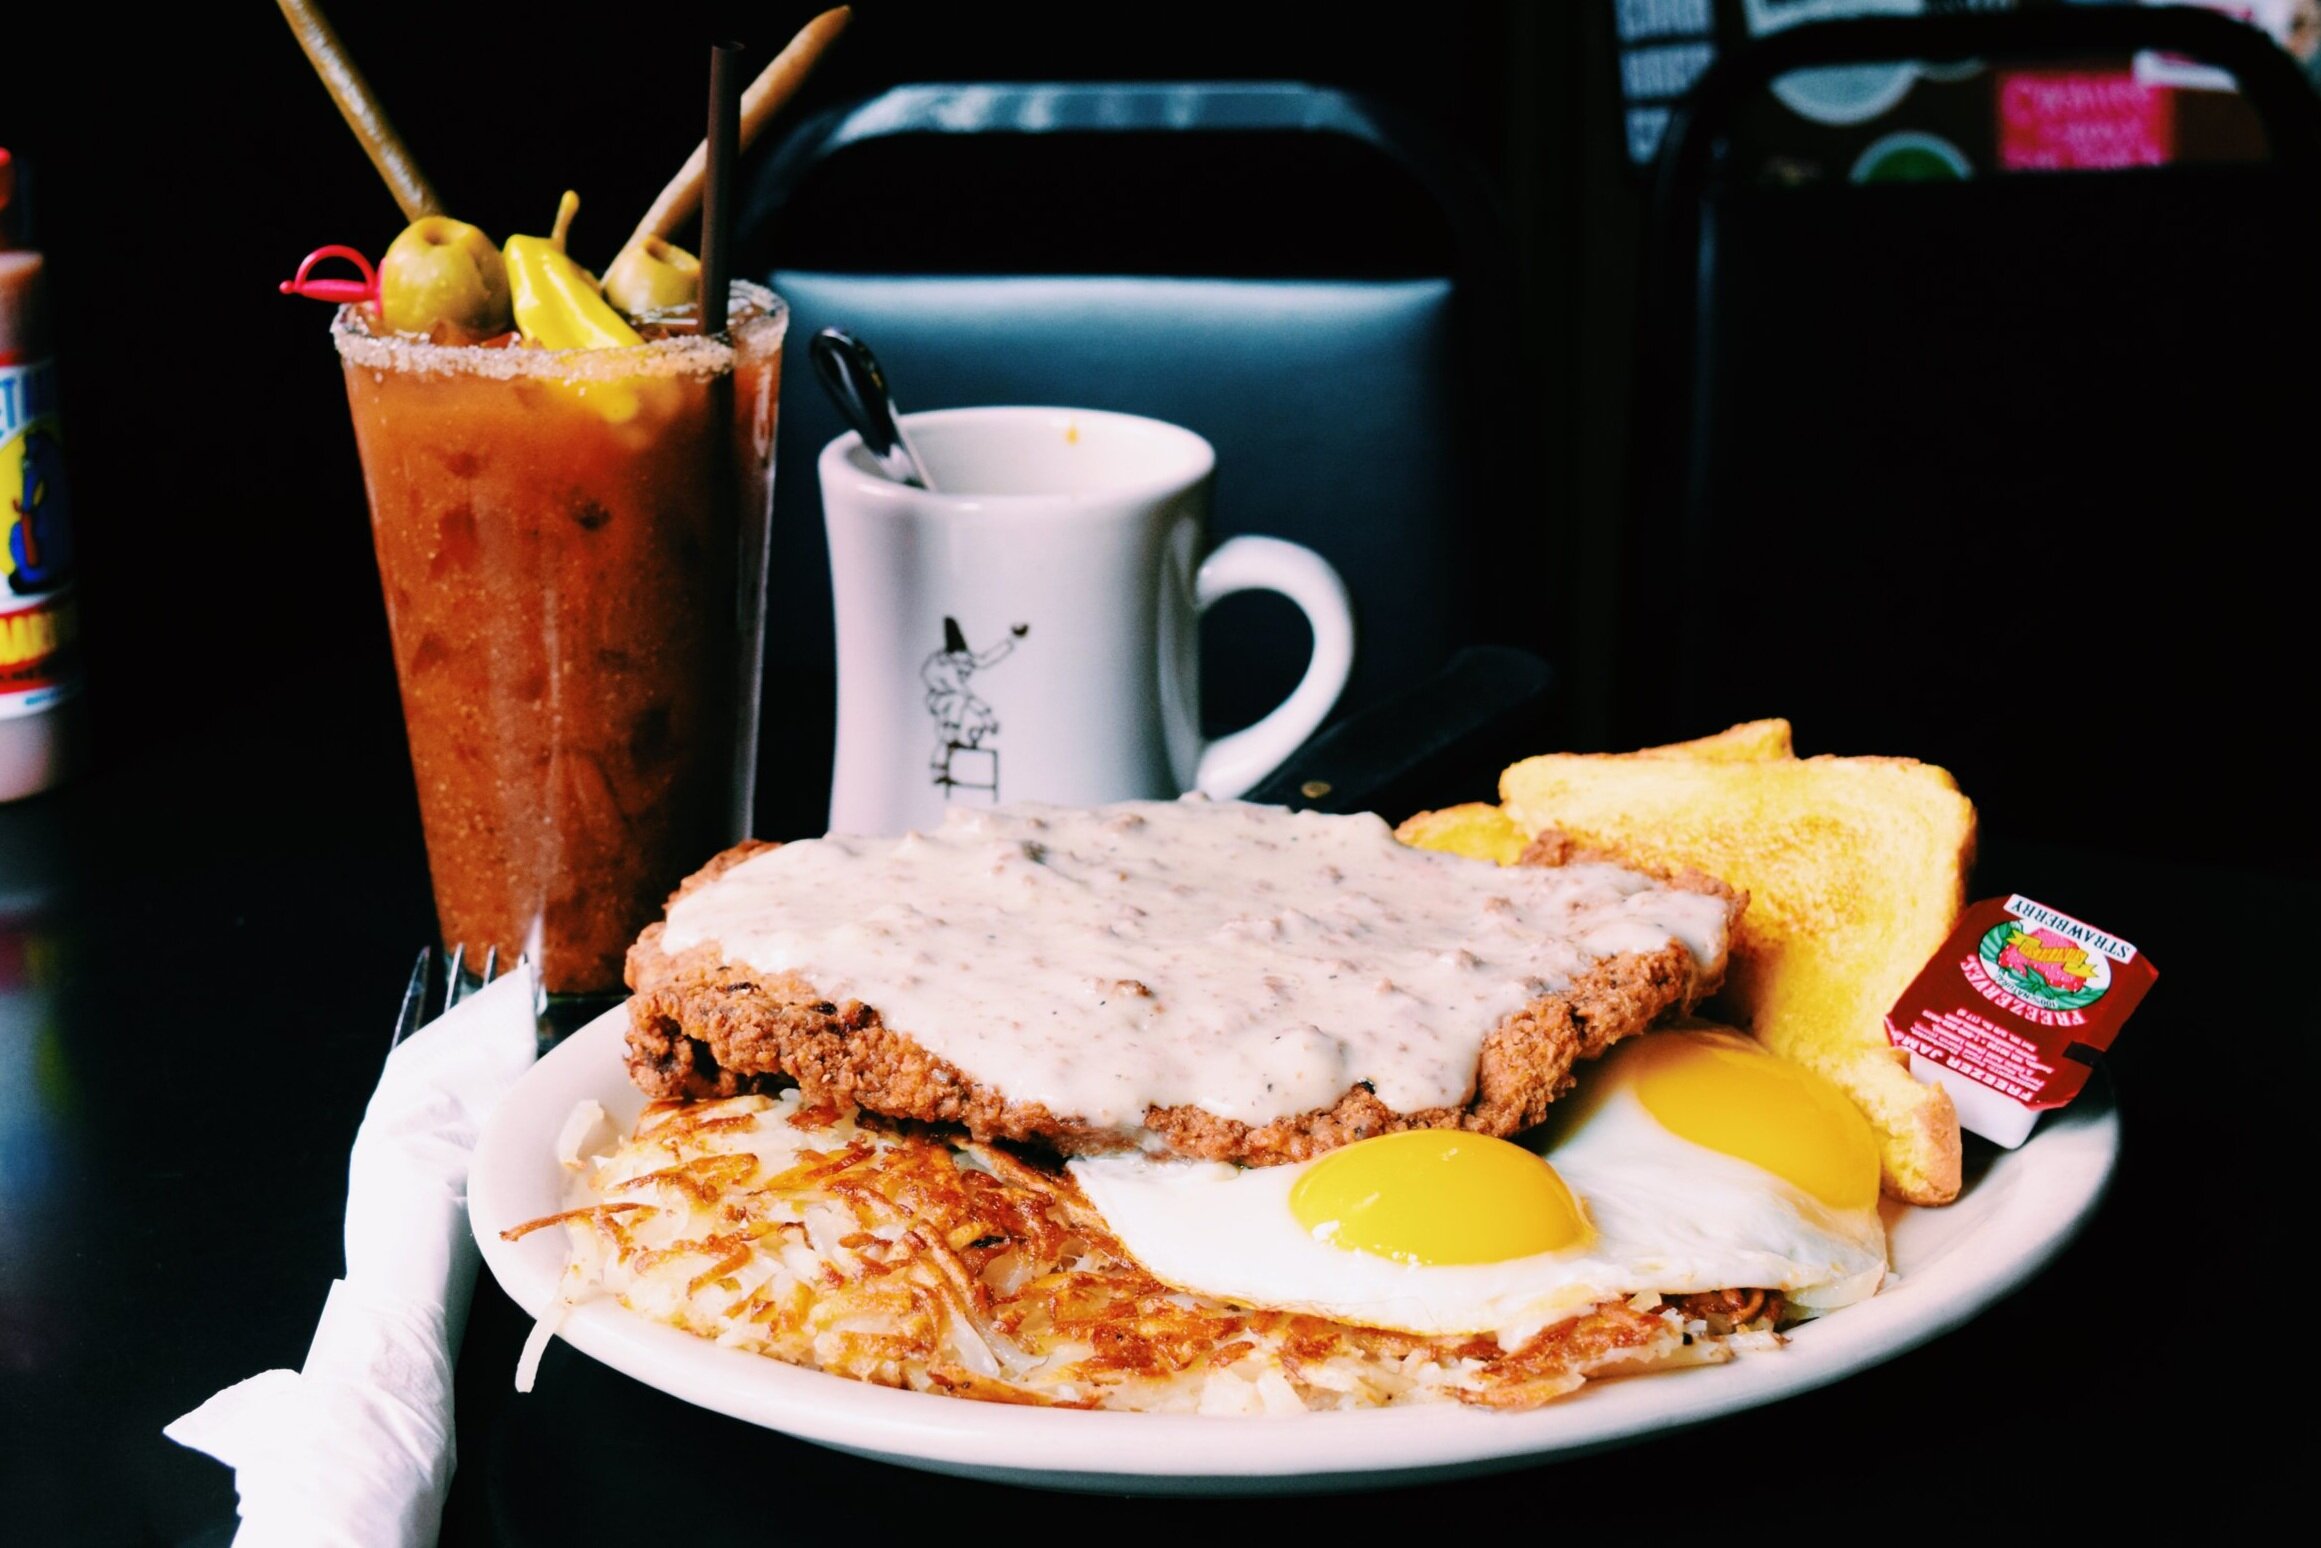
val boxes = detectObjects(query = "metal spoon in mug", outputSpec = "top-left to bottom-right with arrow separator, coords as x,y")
810,328 -> 938,491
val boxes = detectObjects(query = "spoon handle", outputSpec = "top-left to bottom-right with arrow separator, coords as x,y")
810,328 -> 937,491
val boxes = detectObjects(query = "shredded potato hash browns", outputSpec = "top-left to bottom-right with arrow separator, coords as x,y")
507,1094 -> 1781,1413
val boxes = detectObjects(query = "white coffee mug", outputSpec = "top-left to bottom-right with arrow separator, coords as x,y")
821,406 -> 1354,835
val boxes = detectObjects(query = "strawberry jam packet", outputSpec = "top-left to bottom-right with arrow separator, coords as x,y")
1884,895 -> 2157,1148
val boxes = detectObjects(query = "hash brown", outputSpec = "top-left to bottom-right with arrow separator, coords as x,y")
514,1090 -> 1784,1411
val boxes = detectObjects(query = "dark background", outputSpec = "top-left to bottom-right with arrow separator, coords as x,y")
4,1 -> 1635,824
3,3 -> 2306,1542
9,2 -> 2303,839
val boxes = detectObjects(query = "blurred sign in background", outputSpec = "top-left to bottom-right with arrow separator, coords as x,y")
1612,0 -> 2321,174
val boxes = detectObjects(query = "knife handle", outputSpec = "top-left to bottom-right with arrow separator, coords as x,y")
1242,646 -> 1555,820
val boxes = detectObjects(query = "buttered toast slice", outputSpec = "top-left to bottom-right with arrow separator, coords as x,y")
1500,751 -> 1972,1205
1395,721 -> 1796,863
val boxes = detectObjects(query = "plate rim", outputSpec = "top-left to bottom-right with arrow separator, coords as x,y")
470,1002 -> 2119,1490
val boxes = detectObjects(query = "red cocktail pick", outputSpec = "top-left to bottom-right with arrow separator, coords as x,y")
278,245 -> 379,304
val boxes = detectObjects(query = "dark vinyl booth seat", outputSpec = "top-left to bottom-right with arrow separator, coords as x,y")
737,83 -> 1527,836
1620,7 -> 2320,871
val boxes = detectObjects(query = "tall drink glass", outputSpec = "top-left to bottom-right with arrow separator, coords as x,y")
333,283 -> 785,995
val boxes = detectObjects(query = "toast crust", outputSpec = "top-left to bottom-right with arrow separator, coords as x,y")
1635,719 -> 1794,762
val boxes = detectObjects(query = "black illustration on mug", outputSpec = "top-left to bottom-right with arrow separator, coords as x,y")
922,616 -> 1030,802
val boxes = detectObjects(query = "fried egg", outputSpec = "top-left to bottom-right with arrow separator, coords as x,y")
1068,1028 -> 1887,1339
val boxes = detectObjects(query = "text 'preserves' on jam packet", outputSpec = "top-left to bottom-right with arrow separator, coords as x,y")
1885,895 -> 2157,1149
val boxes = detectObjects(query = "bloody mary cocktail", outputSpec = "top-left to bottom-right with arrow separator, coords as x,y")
334,282 -> 784,993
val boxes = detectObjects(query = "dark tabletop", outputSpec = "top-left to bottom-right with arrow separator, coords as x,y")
0,712 -> 2298,1544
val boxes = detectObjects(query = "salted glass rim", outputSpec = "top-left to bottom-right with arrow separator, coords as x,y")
330,280 -> 786,382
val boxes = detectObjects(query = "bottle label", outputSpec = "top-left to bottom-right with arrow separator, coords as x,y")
0,357 -> 80,718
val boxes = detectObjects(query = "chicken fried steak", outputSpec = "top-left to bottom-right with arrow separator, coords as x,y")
622,802 -> 1741,1167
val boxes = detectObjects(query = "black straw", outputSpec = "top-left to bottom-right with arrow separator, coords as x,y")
699,41 -> 743,339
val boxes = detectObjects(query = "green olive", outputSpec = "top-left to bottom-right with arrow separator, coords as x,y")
602,236 -> 702,320
379,216 -> 513,339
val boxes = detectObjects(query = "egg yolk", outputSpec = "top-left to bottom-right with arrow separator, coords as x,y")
1287,1129 -> 1589,1266
1618,1031 -> 1879,1212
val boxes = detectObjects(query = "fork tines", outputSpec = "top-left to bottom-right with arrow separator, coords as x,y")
390,946 -> 431,1056
388,943 -> 506,1058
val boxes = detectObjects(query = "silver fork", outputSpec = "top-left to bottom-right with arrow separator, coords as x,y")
388,944 -> 502,1056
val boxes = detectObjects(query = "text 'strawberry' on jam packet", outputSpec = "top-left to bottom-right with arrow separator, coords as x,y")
1885,895 -> 2156,1149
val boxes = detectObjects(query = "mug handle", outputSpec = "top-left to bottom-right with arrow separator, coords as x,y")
1192,536 -> 1356,799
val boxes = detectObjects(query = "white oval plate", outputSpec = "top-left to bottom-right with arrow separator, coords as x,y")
471,1004 -> 2119,1495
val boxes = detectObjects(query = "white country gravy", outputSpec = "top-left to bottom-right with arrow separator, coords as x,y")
660,800 -> 1731,1134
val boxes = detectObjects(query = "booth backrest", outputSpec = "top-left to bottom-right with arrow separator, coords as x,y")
1624,8 -> 2321,868
739,83 -> 1525,833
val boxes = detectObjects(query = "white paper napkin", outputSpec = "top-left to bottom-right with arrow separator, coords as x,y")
166,962 -> 539,1548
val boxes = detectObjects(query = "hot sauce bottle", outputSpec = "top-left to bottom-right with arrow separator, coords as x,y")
0,149 -> 83,802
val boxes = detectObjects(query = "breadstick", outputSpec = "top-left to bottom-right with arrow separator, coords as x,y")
275,0 -> 441,221
628,6 -> 853,249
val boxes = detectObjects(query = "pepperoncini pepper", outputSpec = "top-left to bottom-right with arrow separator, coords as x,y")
502,191 -> 645,422
504,191 -> 642,351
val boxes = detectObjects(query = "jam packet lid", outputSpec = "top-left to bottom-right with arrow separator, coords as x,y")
1884,895 -> 2156,1150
